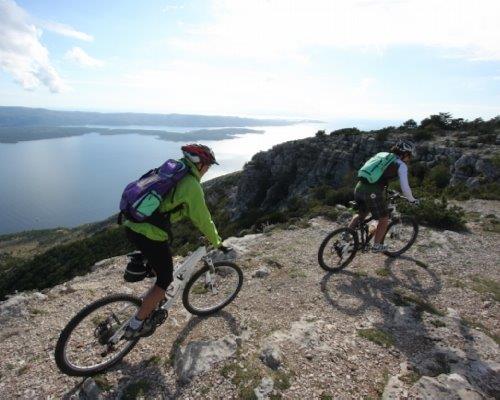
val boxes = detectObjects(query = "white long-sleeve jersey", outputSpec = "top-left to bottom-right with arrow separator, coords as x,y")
395,158 -> 416,202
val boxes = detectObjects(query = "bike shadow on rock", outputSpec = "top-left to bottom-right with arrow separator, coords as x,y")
320,256 -> 500,397
60,357 -> 171,399
62,311 -> 242,399
320,255 -> 442,316
167,310 -> 241,363
319,255 -> 447,374
159,310 -> 241,397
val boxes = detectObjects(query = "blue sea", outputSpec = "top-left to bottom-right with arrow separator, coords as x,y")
0,120 -> 396,235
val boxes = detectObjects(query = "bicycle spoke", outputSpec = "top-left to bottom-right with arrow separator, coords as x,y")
383,217 -> 418,256
318,228 -> 358,272
185,264 -> 242,314
61,300 -> 138,373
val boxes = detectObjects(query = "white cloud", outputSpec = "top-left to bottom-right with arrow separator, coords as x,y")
65,47 -> 104,68
169,0 -> 500,62
0,0 -> 67,92
163,5 -> 184,12
102,61 -> 384,118
41,21 -> 93,41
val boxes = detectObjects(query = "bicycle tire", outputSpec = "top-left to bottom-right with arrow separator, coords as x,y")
55,294 -> 141,377
318,227 -> 359,272
182,261 -> 243,316
383,216 -> 419,257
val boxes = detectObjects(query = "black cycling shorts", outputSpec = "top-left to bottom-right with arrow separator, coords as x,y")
125,228 -> 174,290
354,189 -> 389,219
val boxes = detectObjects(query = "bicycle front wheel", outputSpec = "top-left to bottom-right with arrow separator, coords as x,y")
383,216 -> 419,257
182,262 -> 243,316
318,227 -> 359,272
55,294 -> 141,377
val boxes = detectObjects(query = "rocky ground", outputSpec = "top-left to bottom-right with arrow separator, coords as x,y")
0,202 -> 498,400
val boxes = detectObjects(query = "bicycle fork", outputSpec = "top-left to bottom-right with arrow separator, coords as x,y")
203,259 -> 219,295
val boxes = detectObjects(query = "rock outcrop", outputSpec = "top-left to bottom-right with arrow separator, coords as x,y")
205,131 -> 499,220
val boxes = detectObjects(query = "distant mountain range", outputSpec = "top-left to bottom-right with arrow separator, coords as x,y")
0,106 -> 308,128
0,106 -> 317,143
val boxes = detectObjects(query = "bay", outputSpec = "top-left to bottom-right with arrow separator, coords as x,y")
0,118 -> 397,235
0,123 -> 323,235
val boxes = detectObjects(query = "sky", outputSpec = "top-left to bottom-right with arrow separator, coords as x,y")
0,0 -> 499,122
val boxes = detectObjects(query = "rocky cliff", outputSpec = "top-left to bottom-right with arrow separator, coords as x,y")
205,129 -> 499,220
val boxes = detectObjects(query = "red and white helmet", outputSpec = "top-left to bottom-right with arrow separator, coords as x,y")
181,144 -> 219,165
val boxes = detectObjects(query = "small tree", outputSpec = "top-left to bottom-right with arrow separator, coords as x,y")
401,119 -> 417,130
420,112 -> 453,130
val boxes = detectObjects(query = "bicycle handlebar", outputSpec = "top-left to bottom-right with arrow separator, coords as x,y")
387,189 -> 420,205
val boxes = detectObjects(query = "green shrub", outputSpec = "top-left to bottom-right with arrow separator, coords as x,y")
412,129 -> 434,141
471,183 -> 500,201
375,131 -> 389,142
425,164 -> 451,189
398,197 -> 466,231
357,328 -> 394,348
409,161 -> 428,182
311,185 -> 330,201
0,227 -> 134,300
330,127 -> 360,135
306,205 -> 339,221
443,183 -> 472,200
324,187 -> 354,206
470,276 -> 500,302
444,182 -> 500,201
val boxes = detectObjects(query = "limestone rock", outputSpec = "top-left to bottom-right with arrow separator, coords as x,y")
175,336 -> 238,384
382,375 -> 407,400
78,378 -> 102,400
253,267 -> 271,278
260,344 -> 282,370
254,377 -> 274,400
409,373 -> 484,400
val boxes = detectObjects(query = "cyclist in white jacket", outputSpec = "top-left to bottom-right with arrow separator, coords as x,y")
348,139 -> 419,252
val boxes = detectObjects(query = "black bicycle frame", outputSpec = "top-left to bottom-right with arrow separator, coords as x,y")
355,215 -> 376,250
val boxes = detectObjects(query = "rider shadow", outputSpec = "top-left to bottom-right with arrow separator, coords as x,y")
167,310 -> 241,363
320,254 -> 441,312
115,358 -> 172,398
320,255 -> 449,377
162,310 -> 241,397
60,357 -> 171,399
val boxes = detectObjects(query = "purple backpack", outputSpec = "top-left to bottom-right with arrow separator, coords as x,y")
119,159 -> 189,223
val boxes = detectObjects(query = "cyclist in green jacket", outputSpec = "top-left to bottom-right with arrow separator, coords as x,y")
123,144 -> 229,339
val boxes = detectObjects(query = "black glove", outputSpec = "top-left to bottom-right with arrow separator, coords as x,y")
219,245 -> 232,254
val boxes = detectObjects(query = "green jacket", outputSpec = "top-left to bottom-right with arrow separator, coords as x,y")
124,158 -> 222,246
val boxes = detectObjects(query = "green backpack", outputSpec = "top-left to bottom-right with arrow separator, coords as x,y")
358,152 -> 397,183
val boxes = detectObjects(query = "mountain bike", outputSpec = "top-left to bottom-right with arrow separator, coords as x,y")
55,246 -> 243,377
318,190 -> 419,272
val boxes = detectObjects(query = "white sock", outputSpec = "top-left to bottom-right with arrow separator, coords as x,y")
129,316 -> 143,329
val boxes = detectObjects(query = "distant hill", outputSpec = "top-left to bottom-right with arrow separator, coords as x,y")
0,106 -> 314,143
0,106 -> 304,128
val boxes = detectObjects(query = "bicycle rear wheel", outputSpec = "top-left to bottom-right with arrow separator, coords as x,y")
318,227 -> 359,272
55,294 -> 141,376
382,216 -> 419,257
182,261 -> 243,316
